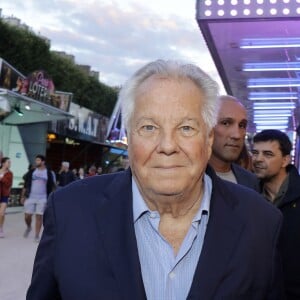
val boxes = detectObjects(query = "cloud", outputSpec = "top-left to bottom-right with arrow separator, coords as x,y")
1,0 -> 217,87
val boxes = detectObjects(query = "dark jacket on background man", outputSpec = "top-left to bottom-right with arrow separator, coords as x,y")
266,164 -> 300,299
57,170 -> 76,187
23,168 -> 55,198
231,163 -> 260,192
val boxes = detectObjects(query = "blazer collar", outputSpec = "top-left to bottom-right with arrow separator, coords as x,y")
95,167 -> 245,299
95,169 -> 147,299
188,166 -> 246,299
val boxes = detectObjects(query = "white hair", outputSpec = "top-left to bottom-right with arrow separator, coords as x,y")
119,59 -> 220,134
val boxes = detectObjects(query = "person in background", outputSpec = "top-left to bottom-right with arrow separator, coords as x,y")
209,95 -> 259,191
0,157 -> 13,238
21,154 -> 55,242
252,129 -> 300,299
27,60 -> 284,299
77,167 -> 85,179
72,168 -> 78,179
97,166 -> 103,175
87,165 -> 97,177
235,142 -> 254,172
56,161 -> 76,188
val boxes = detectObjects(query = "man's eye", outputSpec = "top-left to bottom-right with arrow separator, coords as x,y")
221,120 -> 230,126
180,126 -> 196,136
137,125 -> 157,136
142,125 -> 155,131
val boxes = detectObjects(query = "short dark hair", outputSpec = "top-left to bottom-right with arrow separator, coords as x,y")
35,154 -> 46,161
1,157 -> 10,165
253,129 -> 292,156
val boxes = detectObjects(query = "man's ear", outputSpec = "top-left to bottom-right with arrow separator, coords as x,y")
282,154 -> 291,168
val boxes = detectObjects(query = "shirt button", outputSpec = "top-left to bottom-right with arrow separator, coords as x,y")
169,272 -> 176,279
150,212 -> 156,218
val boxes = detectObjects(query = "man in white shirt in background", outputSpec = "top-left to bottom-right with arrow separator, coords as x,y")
21,154 -> 55,242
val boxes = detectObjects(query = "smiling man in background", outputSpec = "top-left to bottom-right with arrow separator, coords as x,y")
252,129 -> 300,299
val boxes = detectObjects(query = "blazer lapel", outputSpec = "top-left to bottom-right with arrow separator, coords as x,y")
95,170 -> 146,299
188,169 -> 246,299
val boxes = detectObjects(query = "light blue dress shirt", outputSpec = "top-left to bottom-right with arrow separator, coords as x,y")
133,173 -> 212,300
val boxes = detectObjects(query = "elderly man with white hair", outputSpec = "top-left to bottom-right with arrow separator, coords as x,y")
56,161 -> 76,188
27,60 -> 284,300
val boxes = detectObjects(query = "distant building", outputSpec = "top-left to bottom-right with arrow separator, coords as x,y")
0,7 -> 100,82
90,70 -> 100,81
77,64 -> 99,80
52,51 -> 75,63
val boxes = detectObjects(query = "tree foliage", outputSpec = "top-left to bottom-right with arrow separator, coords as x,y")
0,20 -> 118,117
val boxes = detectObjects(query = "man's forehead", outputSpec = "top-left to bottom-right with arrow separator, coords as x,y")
219,100 -> 247,116
253,140 -> 280,150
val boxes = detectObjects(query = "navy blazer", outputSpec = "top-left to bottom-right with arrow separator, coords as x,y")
231,163 -> 260,192
27,167 -> 284,300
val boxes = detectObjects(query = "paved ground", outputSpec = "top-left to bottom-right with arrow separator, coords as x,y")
0,207 -> 39,300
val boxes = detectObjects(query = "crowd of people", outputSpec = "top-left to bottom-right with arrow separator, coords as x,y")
1,59 -> 300,299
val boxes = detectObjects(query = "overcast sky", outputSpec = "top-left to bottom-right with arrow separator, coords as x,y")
0,0 -> 224,90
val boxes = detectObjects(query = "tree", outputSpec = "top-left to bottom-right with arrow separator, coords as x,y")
0,20 -> 118,117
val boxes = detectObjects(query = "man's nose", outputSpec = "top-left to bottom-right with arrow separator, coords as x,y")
156,130 -> 178,155
230,125 -> 244,139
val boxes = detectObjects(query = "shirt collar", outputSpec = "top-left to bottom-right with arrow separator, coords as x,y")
132,173 -> 212,224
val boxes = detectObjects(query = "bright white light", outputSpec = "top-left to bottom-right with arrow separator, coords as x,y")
297,0 -> 300,3
244,0 -> 251,4
256,8 -> 264,15
283,8 -> 290,15
270,8 -> 277,15
218,9 -> 225,16
254,110 -> 291,115
297,7 -> 300,14
218,0 -> 225,5
244,9 -> 251,15
231,9 -> 238,16
205,10 -> 212,16
240,37 -> 300,49
283,0 -> 290,3
255,120 -> 288,125
256,125 -> 288,131
243,62 -> 300,72
257,0 -> 264,4
204,0 -> 212,6
253,112 -> 291,121
231,0 -> 238,5
270,0 -> 277,3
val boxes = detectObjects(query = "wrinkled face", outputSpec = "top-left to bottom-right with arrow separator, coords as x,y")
252,140 -> 290,180
212,100 -> 247,163
128,75 -> 213,200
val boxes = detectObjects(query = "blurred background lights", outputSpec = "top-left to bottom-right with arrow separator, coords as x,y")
244,0 -> 251,4
297,7 -> 300,14
257,0 -> 264,4
231,0 -> 238,5
243,8 -> 251,15
204,0 -> 212,6
270,8 -> 277,15
283,8 -> 290,15
231,9 -> 238,16
205,10 -> 212,16
218,0 -> 225,5
283,0 -> 290,3
256,8 -> 264,15
270,0 -> 277,3
218,9 -> 225,16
